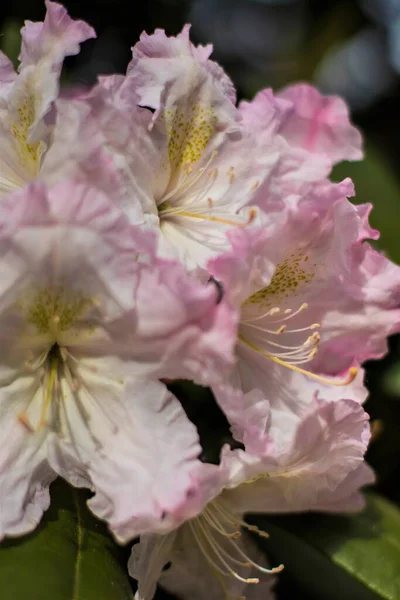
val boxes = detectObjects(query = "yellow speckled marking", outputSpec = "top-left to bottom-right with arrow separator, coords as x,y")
27,287 -> 92,334
246,252 -> 315,307
10,84 -> 40,175
165,103 -> 216,167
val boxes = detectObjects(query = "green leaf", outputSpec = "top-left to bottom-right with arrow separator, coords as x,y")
253,492 -> 400,600
0,19 -> 22,69
0,479 -> 134,600
332,143 -> 400,264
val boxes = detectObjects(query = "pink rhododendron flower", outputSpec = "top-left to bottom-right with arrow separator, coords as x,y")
87,29 -> 284,271
0,1 -> 115,197
0,180 -> 236,540
128,390 -> 372,600
207,179 -> 400,439
86,27 -> 366,273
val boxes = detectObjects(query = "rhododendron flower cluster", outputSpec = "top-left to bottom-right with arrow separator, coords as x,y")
0,2 -> 399,599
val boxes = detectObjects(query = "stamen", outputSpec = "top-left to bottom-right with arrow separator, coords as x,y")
188,498 -> 283,597
164,209 -> 256,228
243,304 -> 308,325
239,333 -> 358,386
211,500 -> 270,539
17,351 -> 60,433
202,506 -> 239,539
224,535 -> 284,575
173,211 -> 244,226
38,352 -> 59,428
200,525 -> 259,584
161,150 -> 218,204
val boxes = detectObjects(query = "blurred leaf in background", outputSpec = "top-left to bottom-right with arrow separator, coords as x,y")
333,142 -> 400,264
0,19 -> 21,68
253,492 -> 400,600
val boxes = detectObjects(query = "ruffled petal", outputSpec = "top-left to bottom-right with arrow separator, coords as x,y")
311,239 -> 400,374
40,97 -> 120,196
128,25 -> 236,111
239,88 -> 332,210
0,51 -> 16,87
225,396 -> 371,514
277,83 -> 363,165
312,463 -> 375,513
87,380 -> 202,541
19,0 -> 95,69
213,384 -> 272,454
0,2 -> 95,196
130,261 -> 237,383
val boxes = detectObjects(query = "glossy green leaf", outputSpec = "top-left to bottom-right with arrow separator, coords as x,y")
253,492 -> 400,600
333,143 -> 400,264
0,479 -> 134,600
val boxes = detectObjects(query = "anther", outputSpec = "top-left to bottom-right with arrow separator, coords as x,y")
251,180 -> 260,191
227,167 -> 235,184
247,208 -> 258,224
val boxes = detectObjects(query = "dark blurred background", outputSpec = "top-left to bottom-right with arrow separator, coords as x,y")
2,1 -> 400,594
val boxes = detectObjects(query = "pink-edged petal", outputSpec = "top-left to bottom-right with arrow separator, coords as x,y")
131,24 -> 212,61
277,83 -> 363,164
355,203 -> 380,242
208,225 -> 277,305
86,76 -> 163,224
225,397 -> 371,514
128,24 -> 236,110
130,261 -> 237,384
0,180 -> 141,277
313,463 -> 375,513
239,88 -> 332,210
9,1 -> 95,146
87,379 -> 202,542
19,0 -> 95,68
213,384 -> 272,455
0,51 -> 16,86
239,88 -> 292,137
311,240 -> 400,374
40,97 -> 121,197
